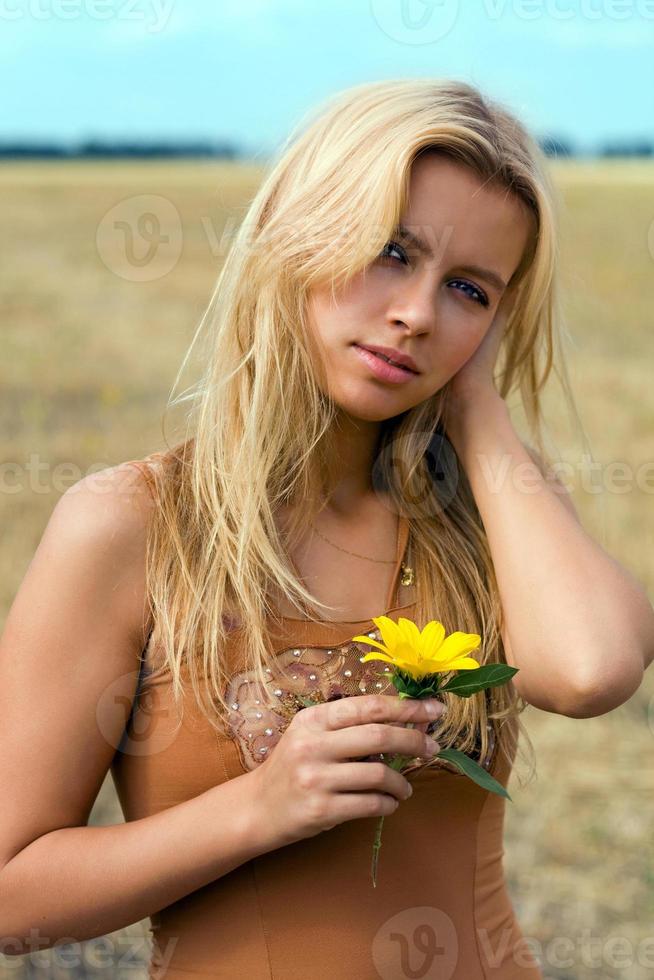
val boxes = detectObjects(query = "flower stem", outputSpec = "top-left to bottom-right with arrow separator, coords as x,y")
371,721 -> 415,888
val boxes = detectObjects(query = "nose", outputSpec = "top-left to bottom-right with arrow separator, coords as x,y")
386,272 -> 436,336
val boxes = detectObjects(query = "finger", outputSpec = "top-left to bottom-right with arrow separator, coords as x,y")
318,694 -> 445,733
323,723 -> 439,763
387,719 -> 429,734
324,761 -> 413,801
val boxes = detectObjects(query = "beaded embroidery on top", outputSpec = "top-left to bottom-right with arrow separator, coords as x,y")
224,623 -> 497,777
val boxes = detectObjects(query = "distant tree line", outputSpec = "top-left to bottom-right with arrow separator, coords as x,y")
0,139 -> 240,159
0,135 -> 652,160
540,135 -> 653,158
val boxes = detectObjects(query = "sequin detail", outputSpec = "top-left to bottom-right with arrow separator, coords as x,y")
224,626 -> 497,776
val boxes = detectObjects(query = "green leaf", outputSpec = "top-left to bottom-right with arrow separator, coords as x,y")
388,671 -> 441,700
436,748 -> 512,800
439,663 -> 518,697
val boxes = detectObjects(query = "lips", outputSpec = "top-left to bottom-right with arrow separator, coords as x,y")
355,344 -> 420,374
352,344 -> 418,384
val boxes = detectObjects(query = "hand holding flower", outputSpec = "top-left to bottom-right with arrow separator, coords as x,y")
351,615 -> 519,887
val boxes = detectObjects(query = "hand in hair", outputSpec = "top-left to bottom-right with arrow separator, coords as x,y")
446,282 -> 520,406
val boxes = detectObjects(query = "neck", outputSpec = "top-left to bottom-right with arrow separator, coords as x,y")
322,411 -> 384,516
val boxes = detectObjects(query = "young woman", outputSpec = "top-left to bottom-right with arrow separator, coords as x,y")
2,79 -> 652,979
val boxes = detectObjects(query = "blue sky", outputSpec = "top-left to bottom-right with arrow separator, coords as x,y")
1,0 -> 653,157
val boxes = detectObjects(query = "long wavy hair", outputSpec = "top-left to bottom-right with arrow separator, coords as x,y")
137,78 -> 591,786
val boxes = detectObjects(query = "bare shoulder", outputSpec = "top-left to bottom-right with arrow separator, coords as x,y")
60,457 -> 158,524
47,457 -> 159,645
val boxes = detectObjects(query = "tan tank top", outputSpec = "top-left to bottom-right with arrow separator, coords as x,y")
111,457 -> 543,979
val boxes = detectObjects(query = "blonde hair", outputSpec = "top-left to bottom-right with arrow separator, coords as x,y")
139,78 -> 591,785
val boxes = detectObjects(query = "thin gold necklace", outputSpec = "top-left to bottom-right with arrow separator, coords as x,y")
307,518 -> 415,586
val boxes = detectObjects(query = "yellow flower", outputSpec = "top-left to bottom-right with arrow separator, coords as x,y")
352,615 -> 481,681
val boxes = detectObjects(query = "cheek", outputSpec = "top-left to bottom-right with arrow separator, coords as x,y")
309,275 -> 388,342
430,326 -> 485,377
452,330 -> 486,364
308,295 -> 354,351
304,302 -> 361,397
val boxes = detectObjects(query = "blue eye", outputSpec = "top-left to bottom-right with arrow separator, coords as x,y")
448,278 -> 489,308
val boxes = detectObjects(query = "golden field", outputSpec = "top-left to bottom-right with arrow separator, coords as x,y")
0,158 -> 652,979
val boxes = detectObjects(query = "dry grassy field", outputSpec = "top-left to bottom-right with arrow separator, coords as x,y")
0,158 -> 652,979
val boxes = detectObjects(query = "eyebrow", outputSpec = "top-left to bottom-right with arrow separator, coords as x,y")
395,224 -> 508,293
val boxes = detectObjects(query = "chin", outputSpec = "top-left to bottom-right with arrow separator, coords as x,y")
330,391 -> 411,423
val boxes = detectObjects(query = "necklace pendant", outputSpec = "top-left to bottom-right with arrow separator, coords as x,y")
400,562 -> 414,587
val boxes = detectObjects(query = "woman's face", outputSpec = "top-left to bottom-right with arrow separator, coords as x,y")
306,152 -> 534,421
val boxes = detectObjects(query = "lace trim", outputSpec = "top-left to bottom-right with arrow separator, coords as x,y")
224,625 -> 497,776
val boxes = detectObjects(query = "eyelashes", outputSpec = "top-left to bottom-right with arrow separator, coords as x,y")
448,278 -> 489,308
378,240 -> 490,308
379,241 -> 409,264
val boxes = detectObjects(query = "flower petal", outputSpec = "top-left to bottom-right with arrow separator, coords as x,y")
359,651 -> 396,666
447,656 -> 481,670
397,617 -> 422,647
352,636 -> 390,654
371,615 -> 403,648
420,620 -> 446,656
432,631 -> 481,661
392,658 -> 431,679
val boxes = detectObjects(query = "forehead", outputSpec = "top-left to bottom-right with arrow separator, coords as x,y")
402,152 -> 533,284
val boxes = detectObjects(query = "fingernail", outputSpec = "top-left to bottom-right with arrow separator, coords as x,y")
425,699 -> 446,717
